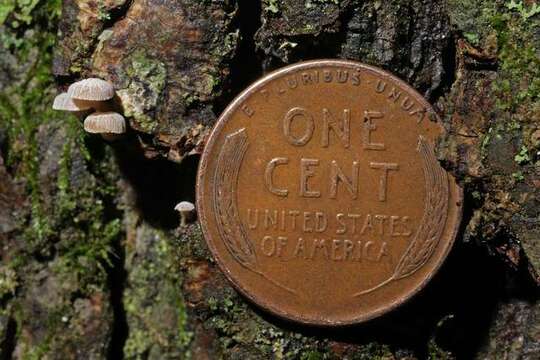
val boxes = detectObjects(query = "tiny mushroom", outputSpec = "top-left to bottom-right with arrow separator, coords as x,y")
174,201 -> 196,226
68,78 -> 115,101
84,111 -> 126,140
67,78 -> 115,111
52,92 -> 92,112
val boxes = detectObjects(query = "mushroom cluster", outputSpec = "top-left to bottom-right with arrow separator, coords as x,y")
53,78 -> 126,139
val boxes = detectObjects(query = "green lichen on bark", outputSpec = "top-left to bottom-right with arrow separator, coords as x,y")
116,51 -> 167,134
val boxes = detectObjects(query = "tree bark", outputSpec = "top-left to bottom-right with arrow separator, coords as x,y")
0,0 -> 538,359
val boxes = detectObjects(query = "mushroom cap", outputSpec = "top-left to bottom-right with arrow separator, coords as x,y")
84,112 -> 126,134
68,78 -> 115,101
174,201 -> 195,212
52,92 -> 92,111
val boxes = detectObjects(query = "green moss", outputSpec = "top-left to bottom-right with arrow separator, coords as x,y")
448,0 -> 498,46
300,351 -> 325,360
206,292 -> 299,356
0,1 -> 64,246
264,0 -> 280,14
212,29 -> 239,60
492,24 -> 540,111
427,339 -> 454,359
489,3 -> 540,173
514,145 -> 531,164
123,227 -> 193,358
12,303 -> 74,360
202,291 -> 390,359
512,171 -> 525,181
124,328 -> 152,357
97,2 -> 112,21
0,266 -> 18,299
449,1 -> 540,112
0,0 -> 43,26
176,291 -> 192,351
0,2 -> 127,355
450,1 -> 540,178
174,223 -> 213,262
506,0 -> 540,20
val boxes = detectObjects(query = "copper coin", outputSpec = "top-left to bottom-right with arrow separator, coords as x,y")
197,60 -> 462,325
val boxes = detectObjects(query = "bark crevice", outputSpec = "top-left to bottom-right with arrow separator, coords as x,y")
214,0 -> 264,116
0,317 -> 17,360
106,232 -> 129,360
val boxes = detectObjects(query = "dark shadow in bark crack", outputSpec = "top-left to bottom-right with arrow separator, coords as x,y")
429,33 -> 458,104
106,219 -> 128,360
112,138 -> 199,230
214,0 -> 263,117
258,2 -> 357,73
81,136 -> 130,359
0,316 -> 16,360
288,5 -> 356,64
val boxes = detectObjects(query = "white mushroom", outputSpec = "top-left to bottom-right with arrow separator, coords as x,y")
52,92 -> 92,111
84,112 -> 126,141
174,201 -> 196,226
68,78 -> 115,101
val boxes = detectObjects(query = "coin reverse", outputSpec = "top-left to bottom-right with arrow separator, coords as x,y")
197,60 -> 462,325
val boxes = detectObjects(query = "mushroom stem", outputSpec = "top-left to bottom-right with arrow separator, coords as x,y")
180,213 -> 188,227
101,133 -> 124,142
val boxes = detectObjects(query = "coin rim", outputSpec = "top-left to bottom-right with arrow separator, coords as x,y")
196,59 -> 463,326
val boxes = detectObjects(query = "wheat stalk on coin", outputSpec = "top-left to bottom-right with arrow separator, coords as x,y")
213,128 -> 296,295
354,136 -> 449,297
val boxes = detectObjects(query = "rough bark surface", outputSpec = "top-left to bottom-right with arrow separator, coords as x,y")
0,0 -> 538,359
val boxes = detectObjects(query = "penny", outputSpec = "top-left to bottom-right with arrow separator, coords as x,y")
197,60 -> 462,325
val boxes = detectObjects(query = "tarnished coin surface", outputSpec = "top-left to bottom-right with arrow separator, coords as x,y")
197,60 -> 462,325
